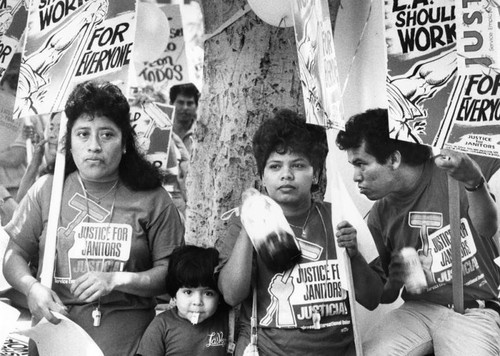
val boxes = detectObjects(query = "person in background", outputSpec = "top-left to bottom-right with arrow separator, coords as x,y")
217,109 -> 383,356
137,245 -> 229,356
0,53 -> 27,200
169,83 -> 200,155
169,83 -> 201,213
16,112 -> 61,203
336,108 -> 500,356
3,80 -> 185,356
130,86 -> 190,217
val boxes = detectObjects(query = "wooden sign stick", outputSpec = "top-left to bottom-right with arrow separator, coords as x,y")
40,114 -> 67,288
448,176 -> 464,313
342,248 -> 363,356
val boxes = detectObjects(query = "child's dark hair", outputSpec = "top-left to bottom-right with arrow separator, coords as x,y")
165,245 -> 220,297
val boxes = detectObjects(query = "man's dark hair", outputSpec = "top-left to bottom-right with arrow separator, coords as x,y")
64,80 -> 162,190
336,108 -> 431,165
165,245 -> 220,297
253,109 -> 328,190
169,83 -> 200,106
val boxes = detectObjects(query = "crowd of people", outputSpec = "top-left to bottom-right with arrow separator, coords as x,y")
0,78 -> 499,356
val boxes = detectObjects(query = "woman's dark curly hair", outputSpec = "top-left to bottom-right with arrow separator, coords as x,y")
64,80 -> 162,190
252,109 -> 328,191
336,108 -> 431,166
165,245 -> 220,297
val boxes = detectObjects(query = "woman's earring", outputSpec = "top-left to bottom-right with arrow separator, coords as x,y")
123,148 -> 127,154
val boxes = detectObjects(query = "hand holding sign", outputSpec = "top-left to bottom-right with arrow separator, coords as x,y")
84,0 -> 108,25
27,282 -> 68,325
335,221 -> 359,258
433,149 -> 483,188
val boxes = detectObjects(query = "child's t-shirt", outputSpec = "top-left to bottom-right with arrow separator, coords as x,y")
136,307 -> 229,356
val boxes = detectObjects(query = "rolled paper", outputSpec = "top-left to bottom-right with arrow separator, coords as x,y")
240,188 -> 301,272
400,247 -> 428,294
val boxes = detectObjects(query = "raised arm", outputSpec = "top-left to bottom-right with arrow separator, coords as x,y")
435,149 -> 498,238
218,227 -> 254,306
17,139 -> 47,202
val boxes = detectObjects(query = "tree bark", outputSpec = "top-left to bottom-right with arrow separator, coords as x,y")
186,0 -> 340,246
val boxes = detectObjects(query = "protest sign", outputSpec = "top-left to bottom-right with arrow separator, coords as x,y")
181,1 -> 203,91
436,0 -> 500,158
384,0 -> 458,145
17,312 -> 103,356
14,0 -> 136,120
135,4 -> 188,93
292,0 -> 343,129
384,0 -> 500,158
0,299 -> 20,347
130,101 -> 175,176
0,0 -> 27,81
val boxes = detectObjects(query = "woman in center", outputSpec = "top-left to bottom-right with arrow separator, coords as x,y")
217,110 -> 383,355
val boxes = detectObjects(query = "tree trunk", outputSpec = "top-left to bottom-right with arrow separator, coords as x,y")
186,0 -> 340,246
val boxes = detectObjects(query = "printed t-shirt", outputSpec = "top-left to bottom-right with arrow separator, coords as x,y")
217,201 -> 353,356
137,307 -> 229,356
368,157 -> 500,306
5,171 -> 185,355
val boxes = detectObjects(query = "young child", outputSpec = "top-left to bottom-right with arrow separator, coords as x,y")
136,245 -> 230,356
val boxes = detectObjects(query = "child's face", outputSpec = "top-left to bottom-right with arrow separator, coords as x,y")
175,286 -> 220,324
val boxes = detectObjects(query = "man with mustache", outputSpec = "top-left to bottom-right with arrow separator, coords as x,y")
336,108 -> 500,356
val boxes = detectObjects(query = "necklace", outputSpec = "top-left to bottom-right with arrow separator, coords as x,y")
77,174 -> 118,327
81,179 -> 119,204
288,204 -> 313,238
